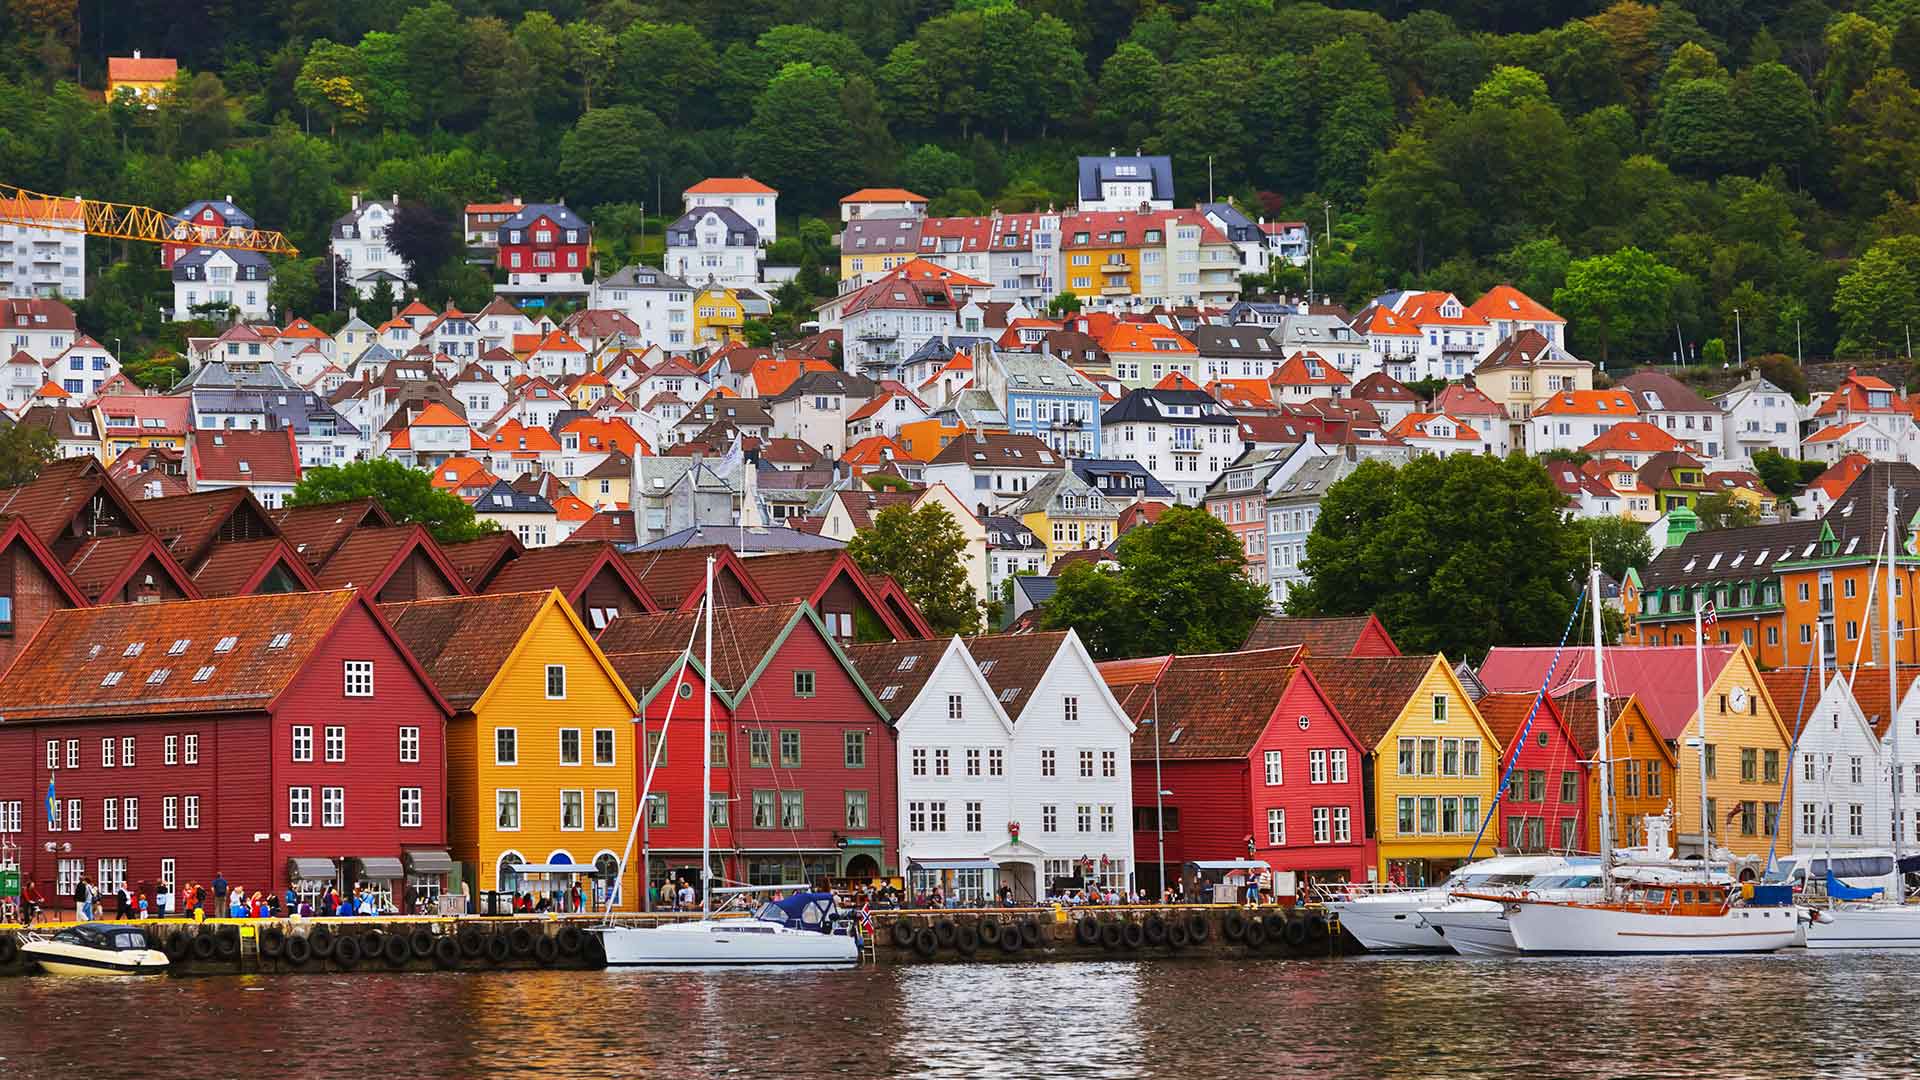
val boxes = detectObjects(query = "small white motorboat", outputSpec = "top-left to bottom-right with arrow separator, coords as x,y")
20,923 -> 170,976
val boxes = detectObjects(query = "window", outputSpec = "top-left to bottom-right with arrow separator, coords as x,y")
948,693 -> 964,721
845,730 -> 866,768
794,670 -> 816,697
289,787 -> 312,827
593,729 -> 615,766
1420,796 -> 1438,834
560,729 -> 582,766
1313,807 -> 1331,844
101,738 -> 115,768
753,790 -> 776,828
911,747 -> 927,776
1333,807 -> 1352,843
324,725 -> 345,763
399,787 -> 422,828
846,790 -> 869,829
1310,749 -> 1329,784
1433,695 -> 1448,722
67,739 -> 78,769
1397,737 -> 1416,775
1397,796 -> 1416,835
934,747 -> 951,776
1043,805 -> 1058,833
1648,759 -> 1663,796
1705,744 -> 1717,779
1463,739 -> 1480,777
103,797 -> 118,831
66,800 -> 78,831
1079,749 -> 1094,778
780,791 -> 805,829
496,790 -> 521,830
968,801 -> 985,833
553,789 -> 582,831
1076,804 -> 1093,832
966,748 -> 981,777
399,726 -> 420,763
1041,748 -> 1056,777
163,796 -> 178,830
1330,749 -> 1348,784
321,787 -> 344,827
1561,771 -> 1578,804
1741,747 -> 1757,783
1419,738 -> 1437,776
344,660 -> 373,697
989,748 -> 1004,777
749,730 -> 771,767
1442,739 -> 1460,777
546,664 -> 566,699
46,740 -> 56,769
596,790 -> 618,830
1063,696 -> 1079,724
291,726 -> 313,761
1102,750 -> 1117,778
1764,749 -> 1781,784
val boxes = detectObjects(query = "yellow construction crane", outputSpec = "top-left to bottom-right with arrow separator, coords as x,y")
0,182 -> 299,256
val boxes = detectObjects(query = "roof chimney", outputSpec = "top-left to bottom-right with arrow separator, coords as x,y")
351,193 -> 360,210
132,49 -> 141,59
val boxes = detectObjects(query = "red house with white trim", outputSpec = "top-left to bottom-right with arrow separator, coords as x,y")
1475,691 -> 1590,853
0,590 -> 453,913
496,202 -> 592,297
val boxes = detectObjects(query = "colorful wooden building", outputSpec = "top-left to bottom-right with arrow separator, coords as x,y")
1552,686 -> 1675,852
1474,691 -> 1589,853
1241,613 -> 1400,656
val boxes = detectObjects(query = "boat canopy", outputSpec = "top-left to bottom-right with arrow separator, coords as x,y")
1826,872 -> 1884,901
756,891 -> 837,931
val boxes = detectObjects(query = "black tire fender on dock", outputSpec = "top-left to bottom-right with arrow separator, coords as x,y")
486,933 -> 512,964
1074,917 -> 1101,946
509,925 -> 536,957
1307,913 -> 1329,939
1243,919 -> 1268,949
362,931 -> 389,962
190,931 -> 218,961
954,924 -> 980,955
1099,919 -> 1124,949
933,919 -> 958,947
0,934 -> 17,965
978,919 -> 1003,946
215,926 -> 240,959
912,927 -> 939,958
1187,914 -> 1211,942
1142,915 -> 1167,946
1284,918 -> 1310,947
533,934 -> 560,966
557,925 -> 585,956
333,934 -> 362,970
432,936 -> 461,969
583,930 -> 607,965
1262,913 -> 1287,941
409,928 -> 435,959
1120,921 -> 1145,950
1019,919 -> 1043,948
381,932 -> 410,968
1222,911 -> 1248,942
308,926 -> 337,958
458,927 -> 486,958
1167,920 -> 1192,949
889,919 -> 915,948
283,935 -> 312,966
997,924 -> 1023,953
161,932 -> 191,963
259,925 -> 287,958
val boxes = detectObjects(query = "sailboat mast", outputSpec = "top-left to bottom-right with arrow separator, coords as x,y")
1695,600 -> 1711,872
1591,563 -> 1615,886
701,554 -> 715,920
1888,487 -> 1905,865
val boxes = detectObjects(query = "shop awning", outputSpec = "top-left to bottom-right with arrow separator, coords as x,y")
511,862 -> 600,875
1187,859 -> 1271,871
355,857 -> 405,880
405,850 -> 454,875
288,857 -> 337,880
909,858 -> 998,871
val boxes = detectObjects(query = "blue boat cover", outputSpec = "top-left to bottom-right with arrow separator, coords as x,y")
1826,871 -> 1884,901
759,891 -> 836,931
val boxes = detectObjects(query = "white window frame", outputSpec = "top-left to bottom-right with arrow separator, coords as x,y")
496,789 -> 521,831
343,659 -> 374,697
496,727 -> 518,765
1267,807 -> 1285,845
399,726 -> 420,763
292,725 -> 313,762
324,725 -> 345,763
289,786 -> 312,827
320,787 -> 345,828
400,787 -> 422,828
546,664 -> 566,699
1264,750 -> 1282,786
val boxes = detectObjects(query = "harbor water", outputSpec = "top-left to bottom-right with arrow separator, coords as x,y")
1,952 -> 1914,1078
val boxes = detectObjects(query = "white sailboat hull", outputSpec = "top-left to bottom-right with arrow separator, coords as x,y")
1421,901 -> 1520,957
1503,900 -> 1801,955
598,919 -> 860,966
1326,893 -> 1451,952
1805,905 -> 1920,950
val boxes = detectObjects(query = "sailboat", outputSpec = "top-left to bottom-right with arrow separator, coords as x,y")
1800,485 -> 1920,949
1463,565 -> 1805,954
595,556 -> 862,967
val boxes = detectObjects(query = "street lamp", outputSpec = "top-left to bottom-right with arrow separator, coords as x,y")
1733,308 -> 1743,368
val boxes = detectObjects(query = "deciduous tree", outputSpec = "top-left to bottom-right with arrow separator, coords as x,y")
287,457 -> 496,543
846,502 -> 981,636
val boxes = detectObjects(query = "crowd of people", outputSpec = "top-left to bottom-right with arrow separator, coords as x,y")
13,870 -> 413,925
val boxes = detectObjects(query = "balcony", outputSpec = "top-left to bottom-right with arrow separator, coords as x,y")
856,327 -> 899,342
1101,284 -> 1132,296
1017,264 -> 1043,277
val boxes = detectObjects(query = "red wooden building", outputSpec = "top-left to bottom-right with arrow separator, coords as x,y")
480,540 -> 657,630
1475,691 -> 1590,853
0,515 -> 91,674
495,203 -> 592,292
0,590 -> 453,912
1104,646 -> 1375,895
599,599 -> 897,887
1241,613 -> 1400,656
623,545 -> 766,612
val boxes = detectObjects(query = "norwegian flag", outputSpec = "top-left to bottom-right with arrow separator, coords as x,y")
857,903 -> 875,939
1701,601 -> 1717,628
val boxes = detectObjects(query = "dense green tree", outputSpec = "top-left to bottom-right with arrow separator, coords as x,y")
1753,448 -> 1827,496
1736,62 -> 1818,177
1471,65 -> 1550,110
1569,514 -> 1654,583
1308,36 -> 1393,204
395,1 -> 467,127
1693,491 -> 1761,530
1831,69 -> 1920,214
899,144 -> 972,197
1041,507 -> 1269,659
846,502 -> 981,636
558,105 -> 666,209
1093,42 -> 1163,148
0,423 -> 57,487
1554,246 -> 1682,364
1821,13 -> 1893,120
1286,455 -> 1580,661
286,457 -> 496,543
385,201 -> 462,286
1657,78 -> 1744,174
1833,235 -> 1920,355
738,63 -> 852,208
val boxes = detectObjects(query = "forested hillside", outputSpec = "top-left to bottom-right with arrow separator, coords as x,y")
5,1 -> 1920,365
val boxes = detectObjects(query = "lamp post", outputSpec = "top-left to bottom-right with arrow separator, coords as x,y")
1733,308 -> 1743,368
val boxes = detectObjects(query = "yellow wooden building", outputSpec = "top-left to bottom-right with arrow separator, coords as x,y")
1311,654 -> 1502,885
692,287 -> 745,347
383,589 -> 641,907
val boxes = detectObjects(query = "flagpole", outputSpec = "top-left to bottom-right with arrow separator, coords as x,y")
1695,602 -> 1711,872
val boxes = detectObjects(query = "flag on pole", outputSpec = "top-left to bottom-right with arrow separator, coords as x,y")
1701,601 -> 1717,628
45,774 -> 55,828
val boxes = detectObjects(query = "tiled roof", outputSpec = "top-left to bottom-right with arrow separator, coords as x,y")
1106,650 -> 1305,759
622,545 -> 764,610
567,509 -> 637,544
686,176 -> 777,195
63,533 -> 195,602
1478,646 -> 1738,741
190,537 -> 318,597
845,638 -> 951,712
926,431 -> 1060,468
270,498 -> 393,569
108,55 -> 177,82
1241,615 -> 1393,656
1580,422 -> 1684,455
313,525 -> 458,593
0,457 -> 142,544
598,600 -> 805,692
135,488 -> 277,567
1473,691 -> 1561,751
737,550 -> 846,605
192,429 -> 302,485
1304,655 -> 1445,748
0,590 -> 365,720
1638,518 -> 1819,589
961,631 -> 1068,722
831,489 -> 921,532
482,540 -> 652,607
437,532 -> 525,590
841,188 -> 927,203
382,591 -> 555,707
1468,285 -> 1563,325
1531,390 -> 1637,417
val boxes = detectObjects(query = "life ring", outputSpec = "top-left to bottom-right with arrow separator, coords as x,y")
933,919 -> 958,947
954,924 -> 980,955
1099,920 -> 1124,949
283,935 -> 312,966
1074,917 -> 1101,946
1222,911 -> 1248,942
190,931 -> 219,961
308,926 -> 337,958
1244,919 -> 1268,949
333,934 -> 363,970
432,936 -> 461,969
509,926 -> 536,957
458,927 -> 486,958
1019,919 -> 1043,949
1284,918 -> 1310,947
997,925 -> 1023,953
215,926 -> 240,959
1167,920 -> 1192,949
381,932 -> 411,968
162,932 -> 192,963
486,933 -> 512,964
533,935 -> 560,966
408,928 -> 435,959
1143,914 -> 1168,946
978,920 -> 1004,946
1187,914 -> 1211,942
259,926 -> 287,958
912,927 -> 938,958
1121,921 -> 1145,949
889,919 -> 915,948
557,926 -> 585,956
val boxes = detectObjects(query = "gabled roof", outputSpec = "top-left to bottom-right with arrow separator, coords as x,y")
845,637 -> 958,715
1106,650 -> 1355,761
623,544 -> 768,611
734,549 -> 913,636
192,429 -> 302,485
0,590 -> 451,721
436,532 -> 526,591
269,498 -> 394,569
0,514 -> 89,608
1305,655 -> 1450,748
1617,370 -> 1716,414
62,532 -> 200,604
189,537 -> 321,597
567,509 -> 637,544
0,456 -> 150,546
1468,285 -> 1563,325
1579,421 -> 1684,455
108,54 -> 179,82
312,524 -> 467,597
959,631 -> 1071,723
685,177 -> 777,196
1272,351 -> 1351,387
384,590 -> 638,713
136,488 -> 282,570
841,187 -> 928,204
598,600 -> 798,694
1432,382 -> 1506,417
1242,615 -> 1399,656
482,540 -> 656,611
1474,691 -> 1571,757
1478,645 -> 1740,741
926,431 -> 1061,468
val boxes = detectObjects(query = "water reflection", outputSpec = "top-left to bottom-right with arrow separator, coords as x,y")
0,954 -> 1916,1079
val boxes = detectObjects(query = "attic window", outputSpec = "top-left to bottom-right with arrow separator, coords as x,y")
100,671 -> 122,687
879,685 -> 899,700
87,644 -> 101,659
214,635 -> 238,654
897,655 -> 918,672
123,642 -> 144,657
147,668 -> 170,685
168,639 -> 190,655
193,665 -> 215,682
978,659 -> 997,676
269,632 -> 293,649
1168,727 -> 1184,744
1847,537 -> 1861,554
998,687 -> 1021,703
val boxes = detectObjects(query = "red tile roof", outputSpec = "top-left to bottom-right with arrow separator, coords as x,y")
381,591 -> 561,708
192,429 -> 302,485
135,488 -> 280,569
270,498 -> 394,569
686,177 -> 777,195
108,55 -> 178,82
1469,285 -> 1563,324
62,533 -> 198,603
960,632 -> 1070,722
598,600 -> 807,692
481,540 -> 654,609
1478,645 -> 1740,741
842,188 -> 927,203
1303,655 -> 1448,748
436,532 -> 525,591
622,545 -> 767,611
189,537 -> 319,597
312,524 -> 465,596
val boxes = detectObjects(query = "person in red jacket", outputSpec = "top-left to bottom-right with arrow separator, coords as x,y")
20,879 -> 43,927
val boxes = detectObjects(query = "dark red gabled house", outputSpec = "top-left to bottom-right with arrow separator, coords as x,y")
190,538 -> 319,597
0,590 -> 454,912
0,514 -> 90,675
270,498 -> 394,572
0,456 -> 151,561
1475,691 -> 1590,854
1103,646 -> 1375,897
624,545 -> 766,612
312,525 -> 469,603
134,488 -> 284,574
63,533 -> 200,605
599,600 -> 897,885
738,550 -> 930,642
439,532 -> 526,592
481,540 -> 657,631
1242,613 -> 1400,657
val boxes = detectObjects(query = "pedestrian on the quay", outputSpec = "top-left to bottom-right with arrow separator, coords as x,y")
194,882 -> 208,915
114,883 -> 131,919
283,886 -> 299,915
677,878 -> 695,910
74,877 -> 93,921
21,878 -> 42,927
211,871 -> 229,904
1245,873 -> 1260,907
155,883 -> 172,917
